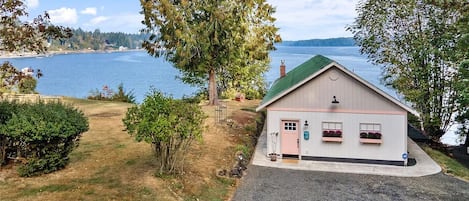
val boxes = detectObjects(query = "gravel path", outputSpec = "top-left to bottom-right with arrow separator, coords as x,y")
232,165 -> 469,201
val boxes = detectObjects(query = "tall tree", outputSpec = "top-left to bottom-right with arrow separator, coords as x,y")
0,0 -> 71,93
140,0 -> 280,105
456,2 -> 469,147
348,0 -> 465,141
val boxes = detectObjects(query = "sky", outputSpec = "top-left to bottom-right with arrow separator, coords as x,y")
24,0 -> 360,41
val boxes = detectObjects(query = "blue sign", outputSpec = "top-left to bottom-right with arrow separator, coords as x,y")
304,131 -> 310,140
402,153 -> 408,160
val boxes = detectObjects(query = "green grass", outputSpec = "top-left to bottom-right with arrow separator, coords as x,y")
422,145 -> 469,181
235,144 -> 252,159
21,184 -> 76,196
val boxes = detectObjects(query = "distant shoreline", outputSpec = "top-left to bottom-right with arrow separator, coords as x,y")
0,49 -> 144,59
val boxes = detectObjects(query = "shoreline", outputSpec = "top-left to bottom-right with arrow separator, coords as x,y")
0,48 -> 145,59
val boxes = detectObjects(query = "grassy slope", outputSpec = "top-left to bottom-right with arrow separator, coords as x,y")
421,145 -> 469,181
0,98 -> 261,201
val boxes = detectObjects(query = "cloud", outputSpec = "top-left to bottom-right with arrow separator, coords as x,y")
83,14 -> 144,33
89,16 -> 109,25
48,7 -> 78,25
267,0 -> 359,40
81,7 -> 97,15
26,0 -> 39,9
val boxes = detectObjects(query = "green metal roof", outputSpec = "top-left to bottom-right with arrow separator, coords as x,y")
261,55 -> 334,104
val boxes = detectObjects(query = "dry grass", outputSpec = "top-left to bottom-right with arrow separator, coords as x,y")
0,98 -> 261,201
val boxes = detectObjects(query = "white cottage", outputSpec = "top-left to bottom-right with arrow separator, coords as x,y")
256,55 -> 419,166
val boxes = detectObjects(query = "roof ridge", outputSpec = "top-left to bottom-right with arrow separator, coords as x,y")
261,55 -> 334,104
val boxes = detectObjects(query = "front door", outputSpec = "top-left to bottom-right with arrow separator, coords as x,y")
281,120 -> 299,156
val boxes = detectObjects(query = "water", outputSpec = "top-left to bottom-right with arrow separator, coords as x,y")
1,51 -> 197,102
0,46 -> 460,145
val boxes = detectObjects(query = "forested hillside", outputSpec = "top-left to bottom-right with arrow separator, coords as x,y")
47,28 -> 148,51
280,37 -> 355,46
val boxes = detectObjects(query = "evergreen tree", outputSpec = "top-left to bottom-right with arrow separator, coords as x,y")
140,0 -> 280,105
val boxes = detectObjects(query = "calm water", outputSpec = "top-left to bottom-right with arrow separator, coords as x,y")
0,46 -> 459,145
1,46 -> 392,102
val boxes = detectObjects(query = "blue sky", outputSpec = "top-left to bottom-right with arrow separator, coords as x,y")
25,0 -> 359,40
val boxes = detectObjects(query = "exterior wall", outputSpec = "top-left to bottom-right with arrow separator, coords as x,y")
266,110 -> 407,162
269,68 -> 404,114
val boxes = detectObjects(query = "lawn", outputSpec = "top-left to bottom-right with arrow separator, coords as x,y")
0,98 -> 262,201
422,144 -> 469,181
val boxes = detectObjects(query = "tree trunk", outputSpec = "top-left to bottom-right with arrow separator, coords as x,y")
208,68 -> 218,105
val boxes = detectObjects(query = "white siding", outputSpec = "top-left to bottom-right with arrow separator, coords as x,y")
269,68 -> 405,113
266,111 -> 407,162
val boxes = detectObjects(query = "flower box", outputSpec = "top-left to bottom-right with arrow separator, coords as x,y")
359,138 -> 383,144
322,137 -> 343,142
359,132 -> 381,139
322,130 -> 342,138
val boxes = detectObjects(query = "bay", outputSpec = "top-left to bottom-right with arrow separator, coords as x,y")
1,46 -> 392,101
0,46 -> 460,145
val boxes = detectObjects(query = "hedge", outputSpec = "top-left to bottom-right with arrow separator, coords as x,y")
0,101 -> 88,177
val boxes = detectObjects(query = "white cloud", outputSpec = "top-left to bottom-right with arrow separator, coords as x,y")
48,7 -> 78,25
26,0 -> 39,9
83,14 -> 143,33
89,16 -> 109,25
81,7 -> 97,15
267,0 -> 359,40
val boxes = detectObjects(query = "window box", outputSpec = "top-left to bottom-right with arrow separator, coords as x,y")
322,137 -> 343,142
323,130 -> 342,138
359,132 -> 382,139
359,138 -> 383,144
322,130 -> 342,142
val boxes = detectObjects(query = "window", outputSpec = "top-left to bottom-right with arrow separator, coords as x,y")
322,122 -> 343,142
284,122 -> 297,131
359,123 -> 382,144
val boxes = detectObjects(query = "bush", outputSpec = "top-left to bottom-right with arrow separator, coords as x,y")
123,89 -> 206,175
87,83 -> 136,103
18,77 -> 37,94
0,101 -> 21,165
0,101 -> 88,176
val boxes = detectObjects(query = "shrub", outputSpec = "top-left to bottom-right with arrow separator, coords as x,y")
0,101 -> 88,176
18,77 -> 37,94
112,83 -> 136,103
123,89 -> 206,175
0,101 -> 20,165
87,83 -> 136,103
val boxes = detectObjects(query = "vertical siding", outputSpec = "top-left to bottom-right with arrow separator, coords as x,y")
269,67 -> 405,113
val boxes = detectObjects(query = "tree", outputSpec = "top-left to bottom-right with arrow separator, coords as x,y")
456,3 -> 469,147
0,0 -> 71,93
123,90 -> 206,175
348,0 -> 466,141
140,0 -> 280,105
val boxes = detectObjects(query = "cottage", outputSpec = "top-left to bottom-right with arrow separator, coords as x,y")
256,55 -> 419,166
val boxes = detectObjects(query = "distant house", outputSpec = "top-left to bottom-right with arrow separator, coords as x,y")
256,55 -> 419,166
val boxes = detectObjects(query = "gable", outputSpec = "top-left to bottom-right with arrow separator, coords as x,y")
268,67 -> 406,113
256,54 -> 418,116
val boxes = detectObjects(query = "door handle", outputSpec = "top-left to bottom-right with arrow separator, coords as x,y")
297,139 -> 299,147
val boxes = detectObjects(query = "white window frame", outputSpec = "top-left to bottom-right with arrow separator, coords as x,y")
359,123 -> 383,144
321,122 -> 343,142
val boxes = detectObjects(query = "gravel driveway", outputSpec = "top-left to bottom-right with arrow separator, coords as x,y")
232,165 -> 469,201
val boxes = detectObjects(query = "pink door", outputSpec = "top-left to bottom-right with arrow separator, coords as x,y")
281,120 -> 299,155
